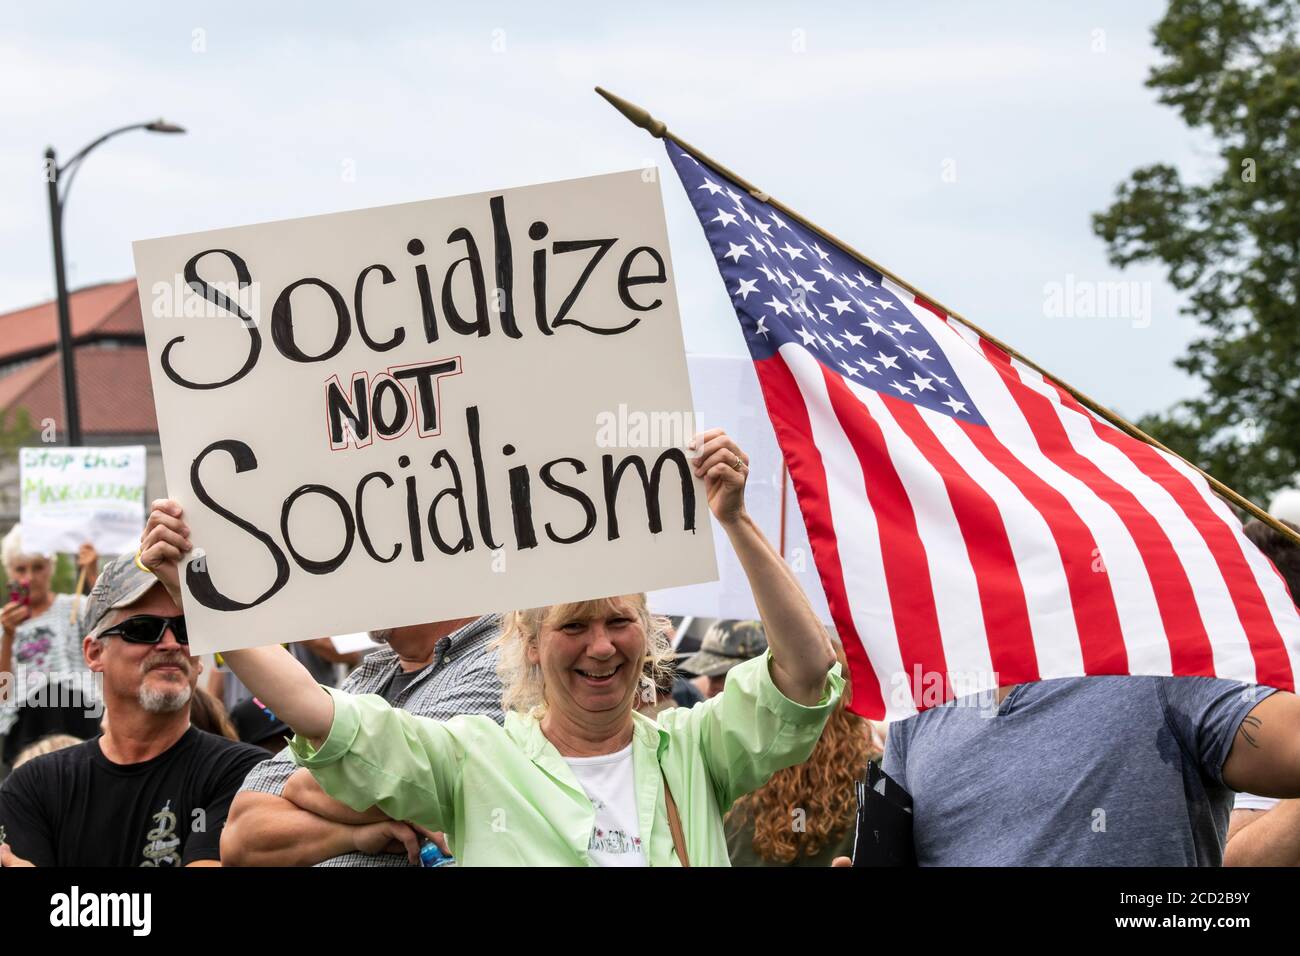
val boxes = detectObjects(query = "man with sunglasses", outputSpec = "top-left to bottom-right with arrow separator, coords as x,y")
0,555 -> 265,867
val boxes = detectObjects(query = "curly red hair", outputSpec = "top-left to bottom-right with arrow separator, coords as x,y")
727,644 -> 877,863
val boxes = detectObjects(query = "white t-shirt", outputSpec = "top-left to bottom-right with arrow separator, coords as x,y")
1234,792 -> 1281,812
563,744 -> 647,867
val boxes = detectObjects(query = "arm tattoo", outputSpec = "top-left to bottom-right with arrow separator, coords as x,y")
1238,715 -> 1263,749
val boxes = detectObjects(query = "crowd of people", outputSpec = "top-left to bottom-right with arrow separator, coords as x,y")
1,429 -> 1299,867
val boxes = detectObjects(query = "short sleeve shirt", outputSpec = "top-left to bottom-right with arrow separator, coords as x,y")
883,675 -> 1273,866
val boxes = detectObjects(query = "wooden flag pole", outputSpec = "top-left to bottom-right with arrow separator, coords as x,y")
595,86 -> 1300,547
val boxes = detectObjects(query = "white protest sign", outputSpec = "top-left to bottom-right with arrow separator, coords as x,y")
330,632 -> 378,655
19,446 -> 147,555
133,170 -> 717,654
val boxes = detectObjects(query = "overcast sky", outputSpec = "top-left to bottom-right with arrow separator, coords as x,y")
1,0 -> 1212,420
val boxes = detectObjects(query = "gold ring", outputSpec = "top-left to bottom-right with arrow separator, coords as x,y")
134,550 -> 156,575
732,455 -> 744,471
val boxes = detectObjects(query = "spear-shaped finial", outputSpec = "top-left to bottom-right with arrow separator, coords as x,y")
595,87 -> 667,138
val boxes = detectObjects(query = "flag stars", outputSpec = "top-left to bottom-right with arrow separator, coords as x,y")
754,218 -> 774,237
872,296 -> 896,311
747,235 -> 767,256
814,264 -> 836,282
942,395 -> 968,414
724,242 -> 751,263
907,347 -> 933,361
840,360 -> 861,378
890,321 -> 916,336
711,209 -> 738,228
754,317 -> 770,339
698,179 -> 724,196
855,271 -> 876,288
874,351 -> 900,370
780,242 -> 805,259
796,326 -> 819,348
888,381 -> 913,397
908,373 -> 935,393
861,318 -> 891,337
734,278 -> 760,300
840,274 -> 860,290
856,357 -> 879,374
843,330 -> 865,348
812,242 -> 832,262
827,296 -> 853,315
765,295 -> 791,317
770,212 -> 791,231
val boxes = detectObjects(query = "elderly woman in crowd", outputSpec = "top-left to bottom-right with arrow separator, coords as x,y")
138,428 -> 841,866
1,527 -> 101,762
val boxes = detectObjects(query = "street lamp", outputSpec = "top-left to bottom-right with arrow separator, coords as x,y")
44,119 -> 185,446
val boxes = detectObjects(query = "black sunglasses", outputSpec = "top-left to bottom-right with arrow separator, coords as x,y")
99,614 -> 189,645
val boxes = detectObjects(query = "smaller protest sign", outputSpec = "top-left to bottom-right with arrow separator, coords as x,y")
19,446 -> 147,555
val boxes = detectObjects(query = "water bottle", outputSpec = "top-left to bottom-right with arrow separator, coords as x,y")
419,838 -> 455,867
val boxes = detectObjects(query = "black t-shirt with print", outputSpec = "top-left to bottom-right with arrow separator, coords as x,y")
0,727 -> 266,867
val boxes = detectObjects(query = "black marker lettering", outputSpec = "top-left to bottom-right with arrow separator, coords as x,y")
163,249 -> 262,390
354,264 -> 404,351
271,278 -> 351,363
186,439 -> 290,610
540,457 -> 597,544
281,485 -> 355,574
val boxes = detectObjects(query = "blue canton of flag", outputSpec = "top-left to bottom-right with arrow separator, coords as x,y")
666,146 -> 984,426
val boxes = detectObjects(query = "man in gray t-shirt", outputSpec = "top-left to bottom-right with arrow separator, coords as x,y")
884,675 -> 1291,866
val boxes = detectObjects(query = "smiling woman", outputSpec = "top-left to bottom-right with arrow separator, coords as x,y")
139,427 -> 843,866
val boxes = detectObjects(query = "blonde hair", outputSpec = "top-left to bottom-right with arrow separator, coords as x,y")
494,594 -> 676,716
13,733 -> 83,770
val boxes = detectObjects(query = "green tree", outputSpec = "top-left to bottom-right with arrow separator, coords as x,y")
0,405 -> 37,516
1093,0 -> 1300,504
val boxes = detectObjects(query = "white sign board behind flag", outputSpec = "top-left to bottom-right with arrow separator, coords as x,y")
649,355 -> 831,624
133,170 -> 717,654
20,446 -> 147,555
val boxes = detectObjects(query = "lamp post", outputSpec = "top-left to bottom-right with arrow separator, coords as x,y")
44,119 -> 185,446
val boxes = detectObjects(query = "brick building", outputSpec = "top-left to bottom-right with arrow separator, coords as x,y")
0,280 -> 166,526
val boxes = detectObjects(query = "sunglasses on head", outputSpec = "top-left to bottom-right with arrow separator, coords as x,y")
99,614 -> 189,645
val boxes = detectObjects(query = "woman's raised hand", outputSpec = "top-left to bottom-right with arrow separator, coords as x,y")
690,429 -> 750,526
140,498 -> 192,607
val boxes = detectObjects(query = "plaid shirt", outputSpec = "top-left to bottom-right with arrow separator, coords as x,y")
237,614 -> 503,866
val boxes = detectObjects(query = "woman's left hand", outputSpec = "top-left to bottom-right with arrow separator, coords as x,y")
690,429 -> 749,526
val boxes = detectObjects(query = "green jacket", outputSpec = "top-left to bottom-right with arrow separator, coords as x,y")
288,654 -> 843,866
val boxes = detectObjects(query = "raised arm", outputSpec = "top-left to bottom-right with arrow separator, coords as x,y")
139,499 -> 333,742
691,430 -> 836,704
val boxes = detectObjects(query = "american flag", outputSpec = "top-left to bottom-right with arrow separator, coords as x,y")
666,145 -> 1300,720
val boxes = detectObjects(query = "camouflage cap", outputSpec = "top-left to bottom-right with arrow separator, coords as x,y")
680,619 -> 768,677
81,553 -> 163,639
